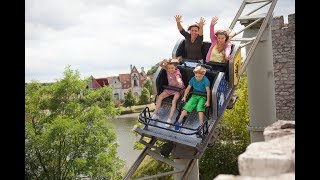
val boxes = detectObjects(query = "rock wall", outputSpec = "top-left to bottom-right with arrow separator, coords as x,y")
271,14 -> 295,120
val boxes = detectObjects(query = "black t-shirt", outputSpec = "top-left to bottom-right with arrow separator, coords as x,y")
180,28 -> 203,60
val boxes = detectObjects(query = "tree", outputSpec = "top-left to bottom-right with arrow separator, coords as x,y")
147,63 -> 159,75
123,89 -> 137,108
139,87 -> 150,105
25,66 -> 124,179
143,79 -> 154,96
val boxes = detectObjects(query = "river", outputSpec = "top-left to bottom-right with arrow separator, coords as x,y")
109,113 -> 141,170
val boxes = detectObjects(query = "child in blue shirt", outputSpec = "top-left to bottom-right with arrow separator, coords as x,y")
175,65 -> 210,131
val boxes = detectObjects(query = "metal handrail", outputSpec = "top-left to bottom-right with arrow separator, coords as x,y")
137,106 -> 209,137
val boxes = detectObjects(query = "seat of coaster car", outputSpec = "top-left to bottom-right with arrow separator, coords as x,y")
174,39 -> 234,65
174,39 -> 207,64
204,42 -> 235,82
177,63 -> 219,88
153,61 -> 206,103
206,61 -> 228,72
153,62 -> 219,118
151,38 -> 231,130
134,39 -> 233,148
175,41 -> 231,81
172,63 -> 220,137
154,68 -> 185,103
136,63 -> 222,146
177,63 -> 219,115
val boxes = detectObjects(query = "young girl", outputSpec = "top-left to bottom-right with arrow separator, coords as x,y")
151,58 -> 185,128
205,16 -> 233,64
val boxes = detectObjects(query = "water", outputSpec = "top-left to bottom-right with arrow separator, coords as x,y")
108,113 -> 141,169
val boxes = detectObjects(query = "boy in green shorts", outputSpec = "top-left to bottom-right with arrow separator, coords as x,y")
175,65 -> 210,131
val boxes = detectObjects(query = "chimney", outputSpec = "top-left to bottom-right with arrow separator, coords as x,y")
130,64 -> 132,70
141,67 -> 144,73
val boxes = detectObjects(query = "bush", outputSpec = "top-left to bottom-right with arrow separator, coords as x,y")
199,74 -> 250,179
131,156 -> 173,180
139,87 -> 151,105
124,89 -> 137,107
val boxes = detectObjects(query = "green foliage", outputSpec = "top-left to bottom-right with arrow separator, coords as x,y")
25,66 -> 124,179
130,129 -> 175,179
131,156 -> 173,180
130,123 -> 174,179
139,87 -> 151,105
199,74 -> 250,179
147,63 -> 159,75
221,74 -> 250,141
199,140 -> 248,179
123,89 -> 137,107
143,79 -> 154,96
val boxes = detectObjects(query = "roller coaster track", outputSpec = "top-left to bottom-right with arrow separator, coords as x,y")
124,0 -> 278,179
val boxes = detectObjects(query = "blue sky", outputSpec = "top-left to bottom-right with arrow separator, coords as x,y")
25,0 -> 295,83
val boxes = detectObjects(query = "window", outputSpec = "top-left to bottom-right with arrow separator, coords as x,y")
114,93 -> 119,100
132,74 -> 139,87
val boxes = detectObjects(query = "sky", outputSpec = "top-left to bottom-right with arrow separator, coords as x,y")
25,0 -> 295,83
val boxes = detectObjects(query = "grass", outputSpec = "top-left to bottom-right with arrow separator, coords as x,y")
119,103 -> 155,115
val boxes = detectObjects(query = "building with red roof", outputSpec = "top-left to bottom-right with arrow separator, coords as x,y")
88,65 -> 148,101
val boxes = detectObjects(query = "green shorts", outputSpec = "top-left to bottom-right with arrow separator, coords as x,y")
183,94 -> 206,112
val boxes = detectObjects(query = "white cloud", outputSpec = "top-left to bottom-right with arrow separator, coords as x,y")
25,0 -> 87,30
25,0 -> 295,82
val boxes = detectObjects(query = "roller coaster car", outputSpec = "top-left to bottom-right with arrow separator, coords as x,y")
134,40 -> 241,150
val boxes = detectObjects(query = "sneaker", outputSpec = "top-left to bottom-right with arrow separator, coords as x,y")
165,119 -> 171,128
151,113 -> 159,119
175,121 -> 182,131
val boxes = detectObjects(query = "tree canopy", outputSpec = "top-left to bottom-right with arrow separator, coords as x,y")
147,63 -> 159,75
123,89 -> 137,108
143,79 -> 154,96
139,87 -> 150,105
25,66 -> 124,179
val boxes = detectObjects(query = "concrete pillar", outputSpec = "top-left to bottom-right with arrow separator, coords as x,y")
241,18 -> 277,143
174,159 -> 199,180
